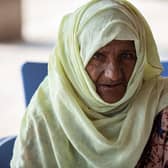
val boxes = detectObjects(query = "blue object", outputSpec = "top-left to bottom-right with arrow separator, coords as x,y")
0,136 -> 16,168
21,62 -> 48,106
161,62 -> 168,77
0,62 -> 48,168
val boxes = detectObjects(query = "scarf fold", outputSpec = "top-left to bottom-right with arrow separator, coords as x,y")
11,0 -> 168,168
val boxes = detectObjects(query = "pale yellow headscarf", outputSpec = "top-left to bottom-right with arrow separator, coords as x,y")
11,0 -> 168,168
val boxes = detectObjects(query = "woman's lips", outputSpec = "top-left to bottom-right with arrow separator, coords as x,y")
97,82 -> 125,89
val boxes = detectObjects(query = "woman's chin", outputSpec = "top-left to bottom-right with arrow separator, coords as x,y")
97,85 -> 126,103
101,95 -> 124,103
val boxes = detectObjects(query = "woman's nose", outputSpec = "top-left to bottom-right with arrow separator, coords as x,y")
104,62 -> 123,81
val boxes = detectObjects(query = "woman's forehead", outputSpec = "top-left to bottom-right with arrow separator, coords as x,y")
98,40 -> 135,52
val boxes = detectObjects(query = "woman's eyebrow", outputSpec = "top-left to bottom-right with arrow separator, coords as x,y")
119,49 -> 136,52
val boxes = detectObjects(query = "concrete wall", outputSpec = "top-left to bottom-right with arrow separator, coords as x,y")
0,0 -> 22,41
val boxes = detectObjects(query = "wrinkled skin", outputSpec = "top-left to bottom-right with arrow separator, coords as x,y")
86,40 -> 137,103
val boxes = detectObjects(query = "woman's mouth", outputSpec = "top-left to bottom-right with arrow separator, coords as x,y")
96,83 -> 127,103
97,82 -> 126,88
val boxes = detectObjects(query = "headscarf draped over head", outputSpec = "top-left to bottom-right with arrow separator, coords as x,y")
11,0 -> 168,168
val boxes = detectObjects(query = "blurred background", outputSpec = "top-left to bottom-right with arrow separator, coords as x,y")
0,0 -> 168,137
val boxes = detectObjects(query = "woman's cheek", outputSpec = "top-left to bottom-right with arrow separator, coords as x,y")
122,61 -> 136,82
86,65 -> 100,82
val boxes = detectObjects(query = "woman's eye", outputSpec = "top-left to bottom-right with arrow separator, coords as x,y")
93,52 -> 105,61
120,52 -> 136,60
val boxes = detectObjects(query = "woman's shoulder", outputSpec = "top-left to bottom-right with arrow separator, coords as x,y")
27,77 -> 52,114
157,77 -> 168,87
157,106 -> 168,134
153,106 -> 168,136
20,76 -> 56,134
136,106 -> 168,167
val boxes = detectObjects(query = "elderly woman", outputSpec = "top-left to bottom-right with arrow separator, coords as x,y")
11,0 -> 168,168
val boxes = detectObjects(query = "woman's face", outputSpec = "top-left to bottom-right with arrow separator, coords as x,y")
86,40 -> 137,103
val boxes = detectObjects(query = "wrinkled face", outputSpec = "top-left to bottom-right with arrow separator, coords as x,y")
86,40 -> 137,103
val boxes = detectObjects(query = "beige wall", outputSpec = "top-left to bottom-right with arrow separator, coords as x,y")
0,0 -> 22,41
